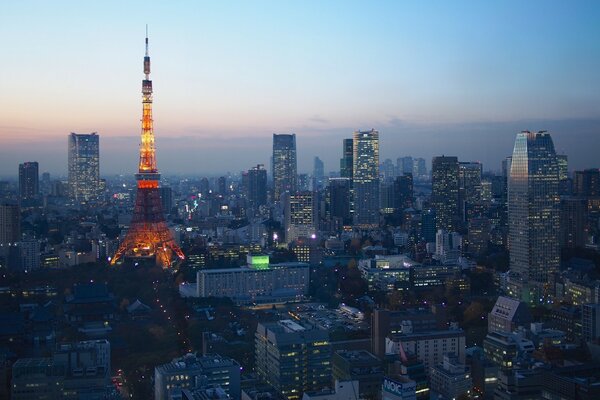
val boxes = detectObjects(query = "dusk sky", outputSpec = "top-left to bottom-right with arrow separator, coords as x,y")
1,1 -> 599,177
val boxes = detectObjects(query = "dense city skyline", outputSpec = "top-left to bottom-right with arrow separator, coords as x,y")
1,1 -> 600,176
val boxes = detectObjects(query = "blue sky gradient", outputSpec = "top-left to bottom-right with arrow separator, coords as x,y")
1,1 -> 599,176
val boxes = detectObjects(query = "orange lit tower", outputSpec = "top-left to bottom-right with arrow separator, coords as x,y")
111,30 -> 184,267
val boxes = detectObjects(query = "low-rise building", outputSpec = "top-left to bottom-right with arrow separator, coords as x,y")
154,353 -> 241,400
195,255 -> 309,305
429,354 -> 472,400
332,350 -> 383,399
385,324 -> 466,374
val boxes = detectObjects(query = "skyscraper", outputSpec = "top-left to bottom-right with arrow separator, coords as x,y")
68,132 -> 99,203
458,161 -> 482,222
272,134 -> 297,201
353,129 -> 380,229
0,203 -> 20,245
508,131 -> 559,302
284,191 -> 316,243
18,162 -> 39,203
313,156 -> 324,190
327,178 -> 351,226
247,164 -> 267,209
394,173 -> 414,211
340,138 -> 353,178
431,156 -> 459,231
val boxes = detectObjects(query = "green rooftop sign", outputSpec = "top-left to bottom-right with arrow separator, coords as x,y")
248,255 -> 270,270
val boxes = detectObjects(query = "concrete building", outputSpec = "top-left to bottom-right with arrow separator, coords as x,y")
371,308 -> 446,358
482,331 -> 534,370
332,350 -> 383,399
487,296 -> 532,335
194,255 -> 309,305
255,320 -> 331,400
284,191 -> 316,243
429,354 -> 472,400
385,325 -> 466,374
302,380 -> 359,400
582,303 -> 600,343
154,353 -> 241,400
11,340 -> 111,400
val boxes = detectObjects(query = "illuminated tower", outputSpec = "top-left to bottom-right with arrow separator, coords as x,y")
111,30 -> 184,268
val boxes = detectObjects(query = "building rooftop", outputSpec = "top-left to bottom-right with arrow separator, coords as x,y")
156,353 -> 239,374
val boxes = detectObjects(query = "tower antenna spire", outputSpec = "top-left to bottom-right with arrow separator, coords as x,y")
145,24 -> 149,56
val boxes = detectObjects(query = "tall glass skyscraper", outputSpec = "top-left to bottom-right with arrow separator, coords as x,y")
272,133 -> 297,201
352,129 -> 379,229
68,132 -> 100,203
508,131 -> 559,302
431,156 -> 459,231
340,138 -> 353,178
18,161 -> 39,203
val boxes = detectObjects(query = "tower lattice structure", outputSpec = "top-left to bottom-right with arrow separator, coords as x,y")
111,31 -> 185,268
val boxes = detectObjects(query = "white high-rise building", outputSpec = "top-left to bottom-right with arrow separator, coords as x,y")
68,132 -> 100,203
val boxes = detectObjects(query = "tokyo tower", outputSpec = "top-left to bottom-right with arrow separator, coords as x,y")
111,30 -> 185,268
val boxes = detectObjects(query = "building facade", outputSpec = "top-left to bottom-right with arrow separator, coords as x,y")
508,131 -> 560,302
68,132 -> 100,203
255,320 -> 331,400
273,134 -> 297,201
18,161 -> 39,203
352,129 -> 379,229
431,156 -> 459,232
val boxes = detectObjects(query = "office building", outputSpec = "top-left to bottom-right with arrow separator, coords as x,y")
327,178 -> 351,226
353,129 -> 379,229
255,320 -> 331,400
0,203 -> 20,245
394,174 -> 413,212
11,340 -> 111,400
273,134 -> 297,201
582,303 -> 600,343
431,156 -> 459,231
284,191 -> 316,243
247,164 -> 268,210
313,156 -> 324,189
68,132 -> 100,203
421,209 -> 436,243
194,255 -> 309,305
371,308 -> 446,358
573,168 -> 599,197
482,331 -> 534,370
303,380 -> 360,400
154,353 -> 241,400
434,230 -> 461,265
332,350 -> 383,399
467,217 -> 491,256
18,161 -> 39,203
508,131 -> 560,302
429,354 -> 472,400
487,296 -> 532,335
560,197 -> 587,248
414,158 -> 427,180
458,162 -> 482,221
340,138 -> 353,178
385,326 -> 466,373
